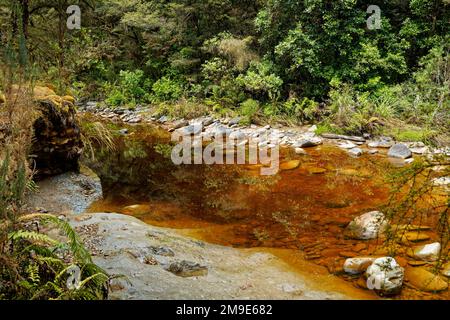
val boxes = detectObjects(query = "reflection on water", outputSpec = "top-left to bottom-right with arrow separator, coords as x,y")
85,124 -> 448,300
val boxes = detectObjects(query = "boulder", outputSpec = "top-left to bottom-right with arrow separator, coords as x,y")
280,160 -> 301,171
407,242 -> 441,261
366,257 -> 404,295
31,91 -> 83,178
343,257 -> 377,274
345,211 -> 388,240
405,267 -> 448,292
388,143 -> 412,159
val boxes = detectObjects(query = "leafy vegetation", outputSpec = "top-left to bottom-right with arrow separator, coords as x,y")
0,0 -> 447,141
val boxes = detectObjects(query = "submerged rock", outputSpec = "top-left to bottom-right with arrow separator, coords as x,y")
280,160 -> 301,171
387,143 -> 412,159
366,257 -> 404,295
345,211 -> 388,240
405,267 -> 448,292
442,262 -> 450,277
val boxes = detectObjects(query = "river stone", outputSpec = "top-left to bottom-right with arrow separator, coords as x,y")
294,138 -> 322,148
165,260 -> 208,277
366,257 -> 404,295
348,148 -> 363,156
368,140 -> 393,148
170,119 -> 189,130
295,147 -> 307,155
176,124 -> 203,136
442,262 -> 450,277
345,211 -> 388,240
229,117 -> 242,126
388,143 -> 412,159
405,267 -> 448,292
158,115 -> 169,123
343,257 -> 377,274
407,242 -> 441,261
339,142 -> 357,149
433,177 -> 450,186
280,160 -> 301,171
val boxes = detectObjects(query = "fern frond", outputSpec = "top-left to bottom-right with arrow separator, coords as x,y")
9,230 -> 59,246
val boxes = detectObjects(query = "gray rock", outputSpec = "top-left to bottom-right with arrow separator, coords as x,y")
158,116 -> 169,123
170,119 -> 189,130
388,143 -> 412,159
165,260 -> 208,277
118,128 -> 129,135
348,147 -> 363,156
321,133 -> 365,142
176,124 -> 203,136
294,138 -> 322,148
339,142 -> 357,149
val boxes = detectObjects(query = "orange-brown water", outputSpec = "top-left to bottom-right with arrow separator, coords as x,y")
85,124 -> 449,300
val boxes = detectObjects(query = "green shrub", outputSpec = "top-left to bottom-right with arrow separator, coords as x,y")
236,61 -> 283,101
151,77 -> 184,103
239,99 -> 260,124
105,69 -> 151,107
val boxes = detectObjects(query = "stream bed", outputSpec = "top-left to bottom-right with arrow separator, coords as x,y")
84,122 -> 449,300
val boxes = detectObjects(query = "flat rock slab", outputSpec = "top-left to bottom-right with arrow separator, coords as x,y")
24,168 -> 102,214
69,213 -> 365,300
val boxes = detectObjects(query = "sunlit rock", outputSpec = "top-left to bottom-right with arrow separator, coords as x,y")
366,257 -> 404,295
388,143 -> 412,159
343,257 -> 377,274
345,211 -> 388,240
407,242 -> 441,261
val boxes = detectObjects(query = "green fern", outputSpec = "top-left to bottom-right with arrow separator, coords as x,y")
9,230 -> 60,246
